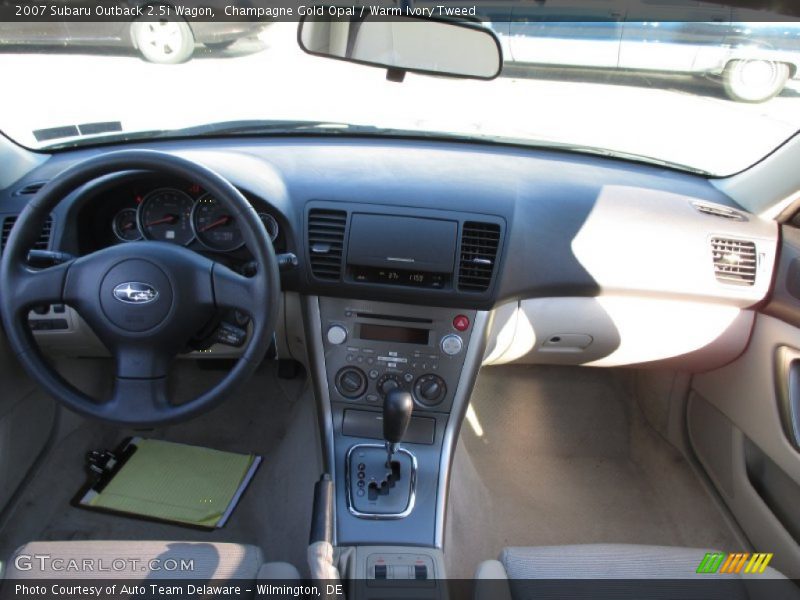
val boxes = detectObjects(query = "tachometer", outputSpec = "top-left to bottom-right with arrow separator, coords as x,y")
139,188 -> 194,245
192,193 -> 244,252
112,208 -> 143,242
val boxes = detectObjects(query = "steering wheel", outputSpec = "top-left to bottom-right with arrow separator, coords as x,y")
0,150 -> 280,427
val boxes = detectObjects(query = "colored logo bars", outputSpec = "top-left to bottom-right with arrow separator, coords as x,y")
696,552 -> 774,574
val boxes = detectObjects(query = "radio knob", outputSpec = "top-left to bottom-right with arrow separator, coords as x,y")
414,374 -> 447,406
335,367 -> 367,399
327,324 -> 348,345
440,334 -> 463,356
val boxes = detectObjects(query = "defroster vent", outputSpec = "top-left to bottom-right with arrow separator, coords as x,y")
308,208 -> 347,280
458,221 -> 501,292
711,237 -> 757,286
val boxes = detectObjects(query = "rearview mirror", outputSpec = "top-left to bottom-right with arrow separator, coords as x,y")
298,13 -> 502,80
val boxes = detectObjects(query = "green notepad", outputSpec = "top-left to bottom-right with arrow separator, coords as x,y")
80,438 -> 260,529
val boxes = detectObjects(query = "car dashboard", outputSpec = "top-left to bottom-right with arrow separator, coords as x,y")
0,135 -> 778,369
0,133 -> 781,548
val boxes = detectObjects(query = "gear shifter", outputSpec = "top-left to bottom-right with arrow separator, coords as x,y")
383,389 -> 413,464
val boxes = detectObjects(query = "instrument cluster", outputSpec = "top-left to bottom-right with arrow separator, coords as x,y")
110,184 -> 280,253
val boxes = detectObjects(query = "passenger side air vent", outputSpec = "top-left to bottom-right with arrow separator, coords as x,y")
458,221 -> 501,292
308,208 -> 347,280
1,215 -> 53,253
711,237 -> 757,286
13,181 -> 48,196
692,202 -> 746,222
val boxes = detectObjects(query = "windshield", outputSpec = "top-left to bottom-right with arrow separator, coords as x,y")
1,9 -> 799,176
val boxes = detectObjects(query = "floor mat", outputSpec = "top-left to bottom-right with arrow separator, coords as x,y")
445,365 -> 740,578
76,438 -> 260,529
0,362 -> 321,574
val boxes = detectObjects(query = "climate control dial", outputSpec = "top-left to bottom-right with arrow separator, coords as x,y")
414,374 -> 447,407
335,366 -> 367,399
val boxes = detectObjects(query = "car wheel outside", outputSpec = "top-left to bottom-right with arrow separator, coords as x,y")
723,59 -> 790,103
131,19 -> 195,64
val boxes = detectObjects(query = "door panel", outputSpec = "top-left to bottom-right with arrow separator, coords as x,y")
508,0 -> 624,68
619,1 -> 731,72
691,224 -> 800,578
64,1 -> 130,42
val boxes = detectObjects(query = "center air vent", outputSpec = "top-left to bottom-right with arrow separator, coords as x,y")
458,221 -> 501,292
692,202 -> 746,222
1,215 -> 53,253
711,237 -> 757,286
308,208 -> 347,280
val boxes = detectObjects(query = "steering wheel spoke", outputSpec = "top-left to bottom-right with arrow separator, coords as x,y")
114,342 -> 173,379
10,261 -> 72,316
212,263 -> 261,317
108,374 -> 171,419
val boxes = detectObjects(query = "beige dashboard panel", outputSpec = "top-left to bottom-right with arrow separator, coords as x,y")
484,297 -> 753,370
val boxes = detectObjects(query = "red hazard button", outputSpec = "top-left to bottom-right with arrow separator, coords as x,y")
453,315 -> 470,331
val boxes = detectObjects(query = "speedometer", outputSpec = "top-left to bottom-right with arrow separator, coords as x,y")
192,194 -> 244,252
138,188 -> 194,245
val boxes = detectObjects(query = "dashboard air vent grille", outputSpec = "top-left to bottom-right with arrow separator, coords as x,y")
308,208 -> 347,280
1,215 -> 53,253
692,202 -> 746,221
13,181 -> 48,196
458,221 -> 501,292
711,237 -> 757,286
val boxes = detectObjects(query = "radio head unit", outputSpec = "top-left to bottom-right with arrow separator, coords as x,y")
319,297 -> 475,413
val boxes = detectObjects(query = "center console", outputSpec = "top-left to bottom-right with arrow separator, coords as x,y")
304,295 -> 488,548
300,202 -> 501,582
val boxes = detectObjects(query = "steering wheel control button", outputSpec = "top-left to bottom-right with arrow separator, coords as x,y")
453,314 -> 470,331
335,366 -> 367,399
327,324 -> 348,345
414,374 -> 447,407
100,260 -> 173,332
440,334 -> 463,356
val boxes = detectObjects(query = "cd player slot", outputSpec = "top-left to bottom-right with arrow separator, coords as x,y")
354,313 -> 433,324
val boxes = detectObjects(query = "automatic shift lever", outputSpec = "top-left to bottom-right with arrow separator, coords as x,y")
383,389 -> 413,464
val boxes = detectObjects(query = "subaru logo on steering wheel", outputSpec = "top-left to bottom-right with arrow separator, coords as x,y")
112,282 -> 159,304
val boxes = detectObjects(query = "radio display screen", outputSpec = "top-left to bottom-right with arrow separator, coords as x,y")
359,323 -> 430,345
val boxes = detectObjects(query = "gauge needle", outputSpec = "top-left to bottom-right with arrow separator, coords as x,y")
199,216 -> 231,232
121,222 -> 135,230
145,214 -> 178,227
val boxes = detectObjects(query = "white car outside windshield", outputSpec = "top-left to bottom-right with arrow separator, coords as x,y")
0,14 -> 799,176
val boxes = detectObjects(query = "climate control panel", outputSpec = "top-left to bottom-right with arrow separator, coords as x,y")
320,297 -> 475,413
